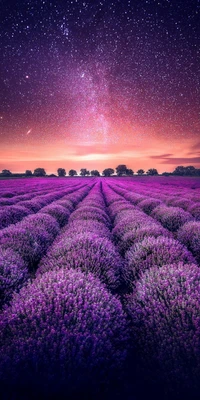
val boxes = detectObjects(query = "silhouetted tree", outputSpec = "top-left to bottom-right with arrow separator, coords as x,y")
48,174 -> 57,177
1,169 -> 12,177
162,172 -> 171,176
173,165 -> 199,176
146,168 -> 158,176
126,168 -> 134,176
33,168 -> 46,177
137,169 -> 145,175
173,166 -> 186,176
25,170 -> 32,176
102,168 -> 114,177
68,169 -> 77,176
116,165 -> 127,176
91,170 -> 100,176
57,168 -> 66,177
80,168 -> 90,176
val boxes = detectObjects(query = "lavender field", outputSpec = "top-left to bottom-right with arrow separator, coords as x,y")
0,176 -> 200,400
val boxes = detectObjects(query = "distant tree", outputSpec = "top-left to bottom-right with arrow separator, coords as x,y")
68,169 -> 77,177
184,166 -> 197,176
57,168 -> 66,177
25,170 -> 32,176
146,168 -> 158,176
48,174 -> 57,177
137,169 -> 145,175
173,165 -> 199,176
162,172 -> 171,176
1,169 -> 12,177
196,169 -> 200,177
172,166 -> 185,176
80,168 -> 90,176
102,168 -> 115,177
91,170 -> 100,176
126,168 -> 134,176
33,168 -> 46,177
116,165 -> 127,176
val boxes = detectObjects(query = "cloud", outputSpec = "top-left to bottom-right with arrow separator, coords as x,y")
160,157 -> 200,164
150,154 -> 174,159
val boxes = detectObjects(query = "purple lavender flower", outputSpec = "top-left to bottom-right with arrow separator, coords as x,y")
69,206 -> 111,227
188,203 -> 200,220
40,204 -> 70,227
0,247 -> 29,308
138,198 -> 162,214
37,233 -> 122,289
126,262 -> 200,396
151,205 -> 193,231
177,221 -> 200,263
119,223 -> 172,255
0,214 -> 59,270
0,268 -> 128,398
0,205 -> 30,229
125,236 -> 196,284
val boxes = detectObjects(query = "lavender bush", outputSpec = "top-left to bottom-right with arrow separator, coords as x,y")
125,236 -> 196,284
0,247 -> 28,308
138,198 -> 162,214
177,221 -> 200,263
0,268 -> 129,398
69,206 -> 111,227
40,204 -> 70,227
188,203 -> 200,220
62,219 -> 112,240
0,205 -> 30,229
37,233 -> 122,289
126,262 -> 200,397
0,214 -> 60,270
119,223 -> 172,255
151,205 -> 193,231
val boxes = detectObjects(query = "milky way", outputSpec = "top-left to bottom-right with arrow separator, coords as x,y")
0,0 -> 199,173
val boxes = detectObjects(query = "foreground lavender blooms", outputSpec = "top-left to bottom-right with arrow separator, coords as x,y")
151,205 -> 193,231
0,268 -> 129,399
125,236 -> 196,284
0,214 -> 60,269
69,205 -> 111,227
177,221 -> 200,263
119,223 -> 172,254
0,205 -> 30,229
0,247 -> 28,308
40,203 -> 71,227
37,233 -> 122,289
138,198 -> 162,214
126,262 -> 200,397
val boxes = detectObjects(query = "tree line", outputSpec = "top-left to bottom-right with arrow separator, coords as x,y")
1,165 -> 200,177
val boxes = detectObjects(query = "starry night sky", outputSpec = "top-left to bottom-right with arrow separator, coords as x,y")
0,0 -> 199,173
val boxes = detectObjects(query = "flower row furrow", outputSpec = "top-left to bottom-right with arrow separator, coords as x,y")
37,182 -> 124,291
0,184 -> 93,309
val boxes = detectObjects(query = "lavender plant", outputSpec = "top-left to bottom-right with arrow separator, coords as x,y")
126,262 -> 200,397
0,268 -> 129,398
125,236 -> 196,284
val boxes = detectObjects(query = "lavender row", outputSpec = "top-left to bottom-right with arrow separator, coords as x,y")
0,180 -> 84,207
107,181 -> 195,232
102,182 -> 197,288
0,181 -> 129,398
0,183 -> 87,230
0,184 -> 93,309
105,180 -> 200,397
107,178 -> 200,221
37,182 -> 124,291
107,180 -> 200,266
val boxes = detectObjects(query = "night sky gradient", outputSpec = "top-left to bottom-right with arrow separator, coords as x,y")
0,0 -> 199,173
